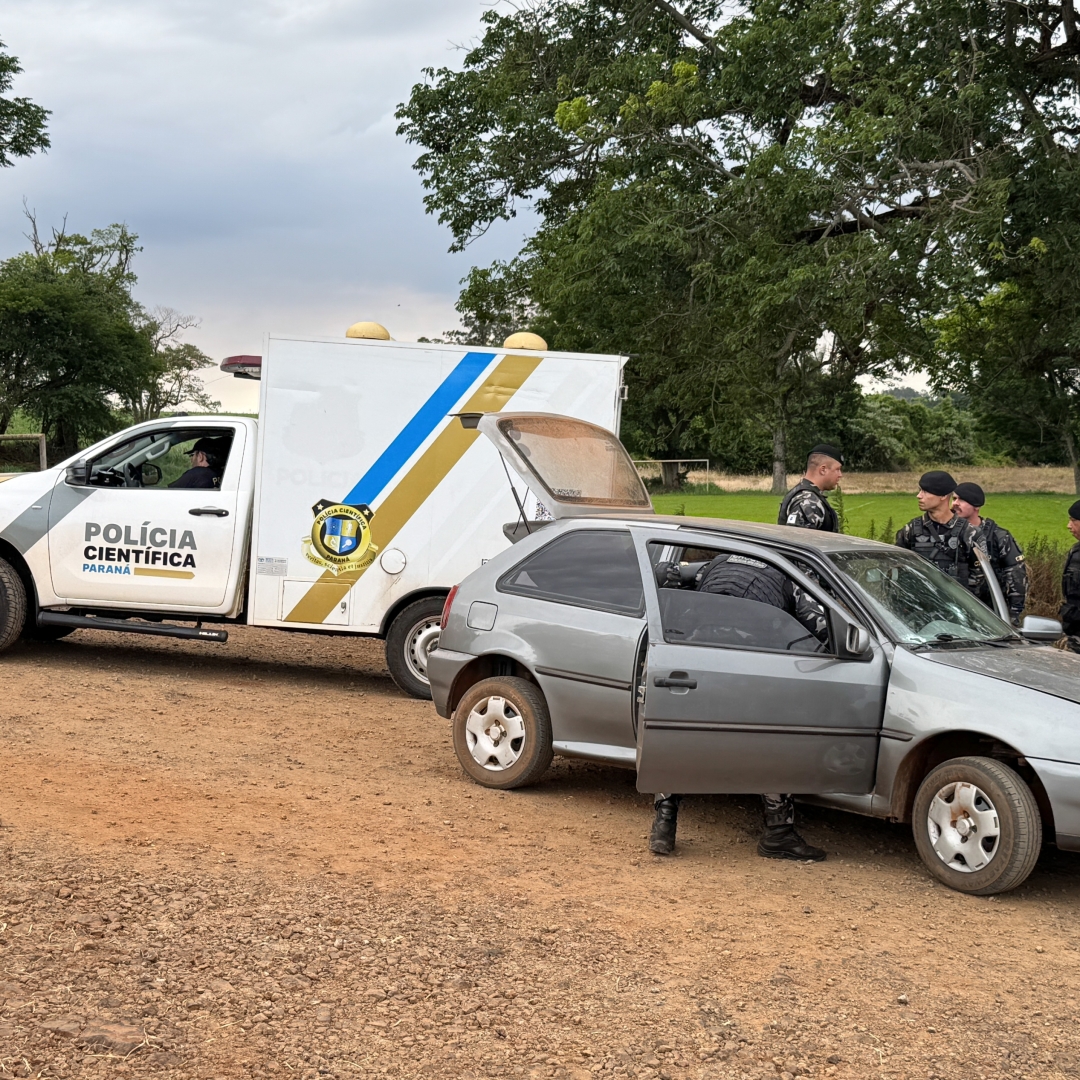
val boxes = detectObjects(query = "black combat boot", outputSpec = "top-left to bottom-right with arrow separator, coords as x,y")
757,824 -> 826,862
649,794 -> 681,855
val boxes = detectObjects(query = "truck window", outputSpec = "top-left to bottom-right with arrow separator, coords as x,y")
84,429 -> 235,489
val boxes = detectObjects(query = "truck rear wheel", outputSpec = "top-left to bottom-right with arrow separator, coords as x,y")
385,596 -> 446,699
0,557 -> 28,654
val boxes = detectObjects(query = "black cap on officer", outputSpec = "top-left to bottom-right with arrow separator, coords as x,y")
1070,500 -> 1080,521
807,443 -> 844,465
954,482 -> 985,507
919,470 -> 956,497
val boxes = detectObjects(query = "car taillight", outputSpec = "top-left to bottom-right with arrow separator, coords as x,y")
440,585 -> 460,631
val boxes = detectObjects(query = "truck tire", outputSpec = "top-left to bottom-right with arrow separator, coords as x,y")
912,756 -> 1042,896
453,676 -> 554,790
385,596 -> 447,699
0,557 -> 28,654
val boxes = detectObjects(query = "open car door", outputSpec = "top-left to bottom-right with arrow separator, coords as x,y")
474,412 -> 654,523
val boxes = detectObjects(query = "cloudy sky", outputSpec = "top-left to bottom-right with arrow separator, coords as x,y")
0,0 -> 532,410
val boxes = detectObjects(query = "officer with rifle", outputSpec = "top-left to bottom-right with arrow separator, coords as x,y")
951,481 -> 1027,624
895,471 -> 985,594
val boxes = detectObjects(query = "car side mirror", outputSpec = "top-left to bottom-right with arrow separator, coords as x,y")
828,609 -> 873,659
65,462 -> 89,486
1020,615 -> 1064,642
140,462 -> 162,486
845,623 -> 872,657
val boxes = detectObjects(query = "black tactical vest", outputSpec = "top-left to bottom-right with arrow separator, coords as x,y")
777,480 -> 839,532
908,518 -> 969,586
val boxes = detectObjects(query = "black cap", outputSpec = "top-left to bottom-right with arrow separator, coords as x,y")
808,443 -> 844,465
187,437 -> 217,455
919,470 -> 956,497
954,482 -> 985,507
1070,500 -> 1080,521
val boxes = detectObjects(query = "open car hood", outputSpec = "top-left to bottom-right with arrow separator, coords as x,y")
475,412 -> 654,520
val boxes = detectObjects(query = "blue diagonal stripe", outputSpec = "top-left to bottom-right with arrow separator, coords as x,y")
342,350 -> 496,507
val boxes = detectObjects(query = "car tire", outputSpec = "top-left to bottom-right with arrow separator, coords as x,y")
912,756 -> 1042,896
0,557 -> 28,654
385,596 -> 447,699
453,676 -> 554,790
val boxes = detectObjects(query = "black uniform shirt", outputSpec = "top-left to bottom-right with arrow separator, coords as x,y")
168,466 -> 220,490
1061,542 -> 1080,632
895,513 -> 985,592
778,479 -> 838,532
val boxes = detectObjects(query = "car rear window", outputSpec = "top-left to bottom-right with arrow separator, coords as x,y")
498,530 -> 645,616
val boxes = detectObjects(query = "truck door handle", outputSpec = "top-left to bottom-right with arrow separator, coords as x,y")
189,507 -> 229,517
654,673 -> 697,689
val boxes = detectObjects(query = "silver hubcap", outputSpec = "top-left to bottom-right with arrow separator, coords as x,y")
926,781 -> 1001,873
464,696 -> 527,771
404,617 -> 441,685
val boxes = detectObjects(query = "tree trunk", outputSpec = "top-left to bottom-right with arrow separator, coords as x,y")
660,460 -> 683,490
1066,428 -> 1080,495
771,425 -> 787,495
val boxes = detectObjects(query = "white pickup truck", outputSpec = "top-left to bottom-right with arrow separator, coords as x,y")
0,332 -> 627,697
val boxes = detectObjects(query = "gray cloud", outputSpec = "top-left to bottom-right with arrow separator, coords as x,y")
0,1 -> 533,410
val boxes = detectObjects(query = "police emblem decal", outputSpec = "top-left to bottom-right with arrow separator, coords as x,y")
302,500 -> 378,574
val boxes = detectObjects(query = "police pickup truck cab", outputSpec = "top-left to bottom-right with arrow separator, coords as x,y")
0,330 -> 627,697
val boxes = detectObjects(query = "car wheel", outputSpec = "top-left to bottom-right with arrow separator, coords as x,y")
453,676 -> 553,790
385,596 -> 446,699
0,557 -> 27,654
912,756 -> 1042,896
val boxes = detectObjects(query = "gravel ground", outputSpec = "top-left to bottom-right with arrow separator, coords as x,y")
2,626 -> 1080,1080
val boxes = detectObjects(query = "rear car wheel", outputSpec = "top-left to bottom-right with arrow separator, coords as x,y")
453,676 -> 553,790
912,756 -> 1042,895
0,557 -> 28,654
385,596 -> 446,699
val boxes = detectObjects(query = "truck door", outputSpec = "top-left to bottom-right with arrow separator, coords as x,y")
635,536 -> 887,795
48,423 -> 248,610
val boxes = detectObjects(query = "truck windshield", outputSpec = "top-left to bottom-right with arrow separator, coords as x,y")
828,549 -> 1016,646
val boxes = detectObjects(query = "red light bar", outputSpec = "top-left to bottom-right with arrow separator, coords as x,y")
221,354 -> 262,380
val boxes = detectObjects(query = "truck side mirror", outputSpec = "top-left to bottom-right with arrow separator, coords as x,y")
65,462 -> 89,486
141,462 -> 162,486
1020,615 -> 1064,642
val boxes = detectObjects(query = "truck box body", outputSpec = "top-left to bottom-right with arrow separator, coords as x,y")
249,336 -> 626,632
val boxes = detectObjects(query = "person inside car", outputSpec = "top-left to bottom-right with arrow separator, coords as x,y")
650,551 -> 829,863
169,437 -> 228,490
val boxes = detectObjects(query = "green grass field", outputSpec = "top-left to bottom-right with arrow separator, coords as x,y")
650,491 -> 1076,549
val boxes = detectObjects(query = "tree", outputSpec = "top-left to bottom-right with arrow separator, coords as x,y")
121,307 -> 219,424
0,37 -> 49,166
0,217 -> 154,460
399,0 -> 1080,488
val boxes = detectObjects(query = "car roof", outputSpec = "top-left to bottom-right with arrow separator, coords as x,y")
580,513 -> 893,554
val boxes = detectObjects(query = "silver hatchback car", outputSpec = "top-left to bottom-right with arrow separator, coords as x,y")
429,413 -> 1079,895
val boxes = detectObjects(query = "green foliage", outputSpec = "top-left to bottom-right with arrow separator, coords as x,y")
0,38 -> 49,167
1023,534 -> 1070,618
399,0 -> 1080,490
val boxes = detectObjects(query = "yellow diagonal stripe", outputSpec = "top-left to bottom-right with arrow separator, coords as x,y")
285,354 -> 543,624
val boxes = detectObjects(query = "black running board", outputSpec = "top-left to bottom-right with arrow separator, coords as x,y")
38,611 -> 228,642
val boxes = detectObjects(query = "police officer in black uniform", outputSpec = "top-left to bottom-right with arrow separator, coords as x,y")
778,444 -> 844,531
951,482 -> 1028,624
169,437 -> 228,490
649,552 -> 828,863
895,471 -> 985,594
1060,501 -> 1080,653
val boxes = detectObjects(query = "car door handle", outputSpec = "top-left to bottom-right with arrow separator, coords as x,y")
189,507 -> 229,517
654,673 -> 697,689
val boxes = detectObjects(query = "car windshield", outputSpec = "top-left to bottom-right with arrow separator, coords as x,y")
828,548 -> 1016,646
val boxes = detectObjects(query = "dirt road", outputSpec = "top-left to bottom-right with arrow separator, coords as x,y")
2,627 -> 1080,1080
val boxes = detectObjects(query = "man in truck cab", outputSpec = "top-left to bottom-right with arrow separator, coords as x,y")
169,437 -> 230,490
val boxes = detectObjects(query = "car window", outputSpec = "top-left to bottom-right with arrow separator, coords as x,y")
649,541 -> 829,654
85,429 -> 235,488
498,529 -> 645,616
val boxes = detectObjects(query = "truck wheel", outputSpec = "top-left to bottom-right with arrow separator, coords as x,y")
385,596 -> 446,699
0,557 -> 28,654
453,676 -> 553,790
912,756 -> 1042,896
